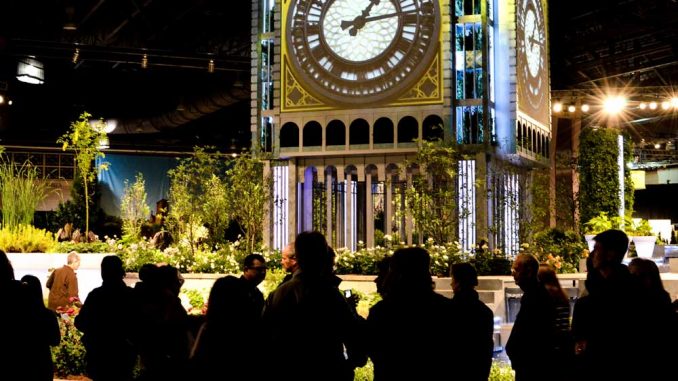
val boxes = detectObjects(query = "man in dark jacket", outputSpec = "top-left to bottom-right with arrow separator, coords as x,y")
46,251 -> 80,310
506,254 -> 557,381
449,263 -> 494,381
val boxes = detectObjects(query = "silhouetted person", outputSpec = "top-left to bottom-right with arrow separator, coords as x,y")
537,264 -> 575,381
240,253 -> 267,319
506,254 -> 558,381
366,247 -> 453,381
449,263 -> 493,381
373,256 -> 391,298
628,258 -> 677,379
279,242 -> 298,284
47,251 -> 80,310
571,229 -> 640,381
75,255 -> 137,381
264,231 -> 363,381
136,265 -> 190,381
0,250 -> 29,379
18,275 -> 60,381
190,276 -> 256,380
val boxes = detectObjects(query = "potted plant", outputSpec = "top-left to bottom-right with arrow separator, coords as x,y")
625,218 -> 655,259
583,213 -> 617,251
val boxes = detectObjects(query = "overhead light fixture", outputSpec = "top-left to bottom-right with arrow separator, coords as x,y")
649,101 -> 658,110
208,59 -> 215,73
552,102 -> 563,113
63,22 -> 77,31
16,57 -> 45,85
603,96 -> 626,114
141,54 -> 148,69
0,95 -> 4,104
639,102 -> 647,110
671,97 -> 678,108
8,100 -> 12,106
72,48 -> 80,64
661,101 -> 670,110
581,104 -> 590,112
567,105 -> 576,113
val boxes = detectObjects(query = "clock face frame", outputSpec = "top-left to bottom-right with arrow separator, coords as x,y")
286,0 -> 441,107
516,0 -> 547,110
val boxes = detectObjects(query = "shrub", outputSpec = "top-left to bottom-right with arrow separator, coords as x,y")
52,241 -> 111,253
52,299 -> 87,378
0,225 -> 56,252
528,229 -> 588,273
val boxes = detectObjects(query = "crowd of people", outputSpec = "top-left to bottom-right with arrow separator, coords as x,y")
1,228 -> 677,381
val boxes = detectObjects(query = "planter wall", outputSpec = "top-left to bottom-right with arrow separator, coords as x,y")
8,253 -> 112,303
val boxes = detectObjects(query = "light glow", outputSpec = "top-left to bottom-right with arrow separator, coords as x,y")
661,101 -> 670,110
649,101 -> 658,110
581,104 -> 590,112
567,105 -> 576,113
603,96 -> 626,114
553,102 -> 563,112
639,102 -> 647,110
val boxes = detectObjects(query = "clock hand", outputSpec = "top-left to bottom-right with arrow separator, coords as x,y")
341,0 -> 381,36
340,10 -> 418,32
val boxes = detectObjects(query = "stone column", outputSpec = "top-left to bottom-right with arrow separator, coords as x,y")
405,170 -> 413,245
365,170 -> 374,248
549,116 -> 559,227
346,170 -> 354,250
288,160 -> 297,245
336,166 -> 345,248
326,170 -> 333,245
385,172 -> 393,236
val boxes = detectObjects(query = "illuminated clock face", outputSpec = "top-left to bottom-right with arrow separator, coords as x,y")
287,0 -> 440,106
517,0 -> 546,109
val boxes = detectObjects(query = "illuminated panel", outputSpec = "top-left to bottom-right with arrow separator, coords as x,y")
458,160 -> 476,253
502,172 -> 520,255
273,164 -> 289,250
343,180 -> 357,251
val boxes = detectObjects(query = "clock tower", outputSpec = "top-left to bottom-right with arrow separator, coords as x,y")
252,0 -> 551,253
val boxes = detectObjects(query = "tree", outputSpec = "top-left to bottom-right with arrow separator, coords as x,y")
57,112 -> 108,236
225,153 -> 270,252
120,173 -> 150,239
167,147 -> 228,254
405,140 -> 459,244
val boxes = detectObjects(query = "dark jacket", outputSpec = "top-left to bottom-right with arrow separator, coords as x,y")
449,289 -> 494,381
46,265 -> 79,310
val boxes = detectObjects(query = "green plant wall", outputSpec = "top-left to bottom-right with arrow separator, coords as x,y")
577,127 -> 634,229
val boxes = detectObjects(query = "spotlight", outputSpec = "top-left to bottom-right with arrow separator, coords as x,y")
0,95 -> 4,104
8,100 -> 12,106
649,101 -> 658,110
553,102 -> 563,113
654,143 -> 661,149
603,96 -> 626,114
639,102 -> 647,110
671,97 -> 678,108
208,59 -> 215,73
661,101 -> 670,110
581,104 -> 590,112
141,54 -> 148,69
567,105 -> 576,113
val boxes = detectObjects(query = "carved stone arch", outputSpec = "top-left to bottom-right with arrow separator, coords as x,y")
397,116 -> 418,143
303,121 -> 322,147
280,122 -> 299,148
373,117 -> 394,145
349,118 -> 370,145
326,119 -> 346,147
423,114 -> 444,141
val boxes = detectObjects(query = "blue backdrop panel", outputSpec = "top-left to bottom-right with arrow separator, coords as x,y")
97,154 -> 178,217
